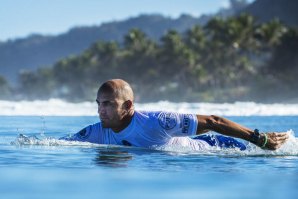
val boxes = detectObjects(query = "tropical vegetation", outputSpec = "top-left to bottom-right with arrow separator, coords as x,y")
2,14 -> 298,102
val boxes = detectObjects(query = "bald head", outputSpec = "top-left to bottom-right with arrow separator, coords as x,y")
97,79 -> 134,132
98,79 -> 134,102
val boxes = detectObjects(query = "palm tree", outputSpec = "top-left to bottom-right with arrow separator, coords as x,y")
255,18 -> 288,50
203,14 -> 257,89
0,75 -> 11,99
124,29 -> 154,54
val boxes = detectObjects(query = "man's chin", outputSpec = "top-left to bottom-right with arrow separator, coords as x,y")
101,121 -> 111,128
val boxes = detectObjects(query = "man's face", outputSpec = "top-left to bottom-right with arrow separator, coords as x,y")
96,92 -> 126,129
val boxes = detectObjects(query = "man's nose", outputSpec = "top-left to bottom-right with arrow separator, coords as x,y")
98,104 -> 105,114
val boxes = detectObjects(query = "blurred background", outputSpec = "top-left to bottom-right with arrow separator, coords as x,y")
1,2 -> 298,199
1,0 -> 297,103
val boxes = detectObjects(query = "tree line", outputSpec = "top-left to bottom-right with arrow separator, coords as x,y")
1,14 -> 298,102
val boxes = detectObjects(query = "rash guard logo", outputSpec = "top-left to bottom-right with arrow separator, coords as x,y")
158,112 -> 177,130
122,140 -> 132,146
78,127 -> 91,140
182,114 -> 191,134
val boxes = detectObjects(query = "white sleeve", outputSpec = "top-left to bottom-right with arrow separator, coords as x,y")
155,111 -> 198,137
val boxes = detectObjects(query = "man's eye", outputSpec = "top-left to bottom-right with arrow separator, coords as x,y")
101,102 -> 111,106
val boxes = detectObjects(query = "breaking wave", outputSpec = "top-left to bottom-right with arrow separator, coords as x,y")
1,99 -> 298,116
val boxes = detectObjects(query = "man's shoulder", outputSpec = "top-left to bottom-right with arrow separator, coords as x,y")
136,110 -> 197,129
90,122 -> 101,128
135,110 -> 182,126
135,110 -> 162,119
136,110 -> 182,118
82,122 -> 105,134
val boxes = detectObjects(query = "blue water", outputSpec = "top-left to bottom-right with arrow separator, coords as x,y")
0,116 -> 298,199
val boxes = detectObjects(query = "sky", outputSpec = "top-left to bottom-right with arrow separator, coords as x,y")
0,0 -> 254,42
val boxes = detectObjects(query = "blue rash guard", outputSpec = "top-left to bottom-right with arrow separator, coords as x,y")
60,111 -> 246,150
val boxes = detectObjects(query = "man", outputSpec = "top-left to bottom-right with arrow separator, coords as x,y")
61,79 -> 289,150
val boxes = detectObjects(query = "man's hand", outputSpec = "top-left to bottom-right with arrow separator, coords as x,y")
259,132 -> 289,150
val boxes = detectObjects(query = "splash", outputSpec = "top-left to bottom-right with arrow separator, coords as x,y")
10,130 -> 298,156
154,130 -> 298,156
10,134 -> 100,147
1,99 -> 298,116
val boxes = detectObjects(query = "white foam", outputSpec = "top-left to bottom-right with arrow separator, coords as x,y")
0,99 -> 96,116
10,134 -> 101,147
10,130 -> 298,156
137,101 -> 298,116
1,99 -> 297,116
156,130 -> 298,156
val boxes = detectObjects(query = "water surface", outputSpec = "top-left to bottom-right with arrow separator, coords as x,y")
0,101 -> 297,199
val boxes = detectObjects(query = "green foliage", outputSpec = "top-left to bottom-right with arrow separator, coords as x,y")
0,75 -> 11,99
266,29 -> 298,90
15,14 -> 298,102
18,67 -> 55,100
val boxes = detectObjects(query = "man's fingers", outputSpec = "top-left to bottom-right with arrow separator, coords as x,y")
269,133 -> 289,141
276,139 -> 287,145
275,133 -> 289,138
265,132 -> 289,150
276,135 -> 288,142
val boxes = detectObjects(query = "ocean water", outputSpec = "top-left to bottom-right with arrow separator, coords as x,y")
0,100 -> 298,199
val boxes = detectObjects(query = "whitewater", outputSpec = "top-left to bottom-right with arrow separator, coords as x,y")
1,99 -> 298,116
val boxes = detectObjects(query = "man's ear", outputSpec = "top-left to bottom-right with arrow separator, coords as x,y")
123,100 -> 133,110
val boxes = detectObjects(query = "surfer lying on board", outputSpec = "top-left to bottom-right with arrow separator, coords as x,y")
60,79 -> 289,150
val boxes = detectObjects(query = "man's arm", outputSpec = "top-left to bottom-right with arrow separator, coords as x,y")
196,115 -> 289,150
